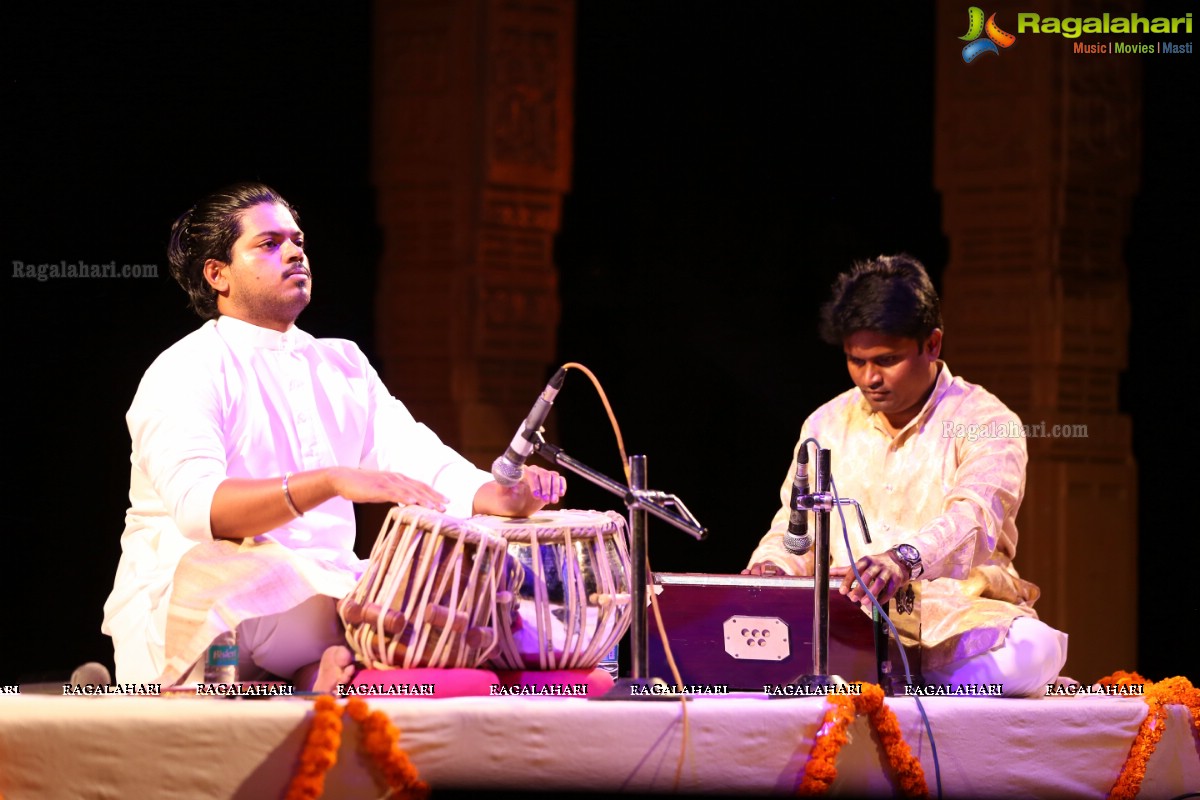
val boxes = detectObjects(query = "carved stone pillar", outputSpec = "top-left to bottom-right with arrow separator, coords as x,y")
934,0 -> 1138,680
372,0 -> 574,469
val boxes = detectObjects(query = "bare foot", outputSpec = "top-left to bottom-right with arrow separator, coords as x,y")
295,646 -> 356,693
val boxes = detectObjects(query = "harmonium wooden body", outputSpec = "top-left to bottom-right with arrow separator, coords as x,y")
646,573 -> 922,695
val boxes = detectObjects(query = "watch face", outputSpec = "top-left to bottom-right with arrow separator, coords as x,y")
895,544 -> 919,563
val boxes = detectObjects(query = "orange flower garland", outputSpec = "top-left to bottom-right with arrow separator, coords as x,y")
285,696 -> 428,800
796,683 -> 929,798
797,694 -> 856,795
285,695 -> 344,800
855,684 -> 927,798
1101,672 -> 1200,800
282,672 -> 1199,799
1098,670 -> 1147,690
345,697 -> 429,799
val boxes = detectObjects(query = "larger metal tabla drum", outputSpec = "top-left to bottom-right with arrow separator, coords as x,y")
471,509 -> 633,671
338,505 -> 518,670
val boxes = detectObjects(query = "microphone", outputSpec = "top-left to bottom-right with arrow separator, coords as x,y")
491,367 -> 568,487
70,662 -> 113,687
783,445 -> 811,555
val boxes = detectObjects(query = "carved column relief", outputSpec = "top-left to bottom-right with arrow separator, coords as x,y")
372,0 -> 573,469
934,1 -> 1139,679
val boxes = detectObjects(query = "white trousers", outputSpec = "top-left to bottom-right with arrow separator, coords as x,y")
186,594 -> 345,683
924,617 -> 1069,698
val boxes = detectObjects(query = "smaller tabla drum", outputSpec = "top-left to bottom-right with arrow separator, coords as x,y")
472,509 -> 633,671
339,505 -> 517,670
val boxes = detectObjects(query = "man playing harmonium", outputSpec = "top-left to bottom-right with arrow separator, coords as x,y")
102,182 -> 566,692
745,254 -> 1067,697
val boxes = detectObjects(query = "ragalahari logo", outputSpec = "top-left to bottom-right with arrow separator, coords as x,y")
960,7 -> 1017,62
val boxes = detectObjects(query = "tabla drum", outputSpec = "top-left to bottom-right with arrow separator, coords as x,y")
472,510 -> 633,671
339,505 -> 517,670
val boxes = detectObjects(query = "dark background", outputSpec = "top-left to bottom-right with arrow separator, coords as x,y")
2,1 -> 1194,687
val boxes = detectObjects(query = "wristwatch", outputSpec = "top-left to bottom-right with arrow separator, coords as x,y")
889,544 -> 924,580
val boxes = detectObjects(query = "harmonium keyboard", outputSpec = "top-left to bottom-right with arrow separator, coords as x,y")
646,573 -> 922,694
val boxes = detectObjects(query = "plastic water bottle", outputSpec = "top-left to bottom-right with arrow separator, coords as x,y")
204,629 -> 239,684
599,642 -> 620,680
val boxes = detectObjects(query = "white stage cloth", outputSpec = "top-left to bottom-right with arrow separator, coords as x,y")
1,692 -> 1197,798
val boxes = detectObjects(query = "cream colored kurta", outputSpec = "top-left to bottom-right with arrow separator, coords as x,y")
748,363 -> 1041,669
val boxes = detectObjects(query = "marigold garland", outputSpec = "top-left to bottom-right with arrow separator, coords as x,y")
797,695 -> 856,795
281,673 -> 1199,799
284,695 -> 429,800
855,684 -> 927,798
346,696 -> 429,799
285,695 -> 344,800
1098,670 -> 1147,689
1101,672 -> 1200,800
796,683 -> 929,798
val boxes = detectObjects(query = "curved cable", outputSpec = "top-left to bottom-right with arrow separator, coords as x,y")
560,361 -> 630,482
807,435 -> 941,800
557,362 -> 690,787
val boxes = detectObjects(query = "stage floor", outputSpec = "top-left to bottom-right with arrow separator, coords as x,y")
1,688 -> 1197,798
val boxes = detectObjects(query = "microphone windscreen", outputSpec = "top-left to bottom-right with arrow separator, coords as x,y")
70,661 -> 112,686
491,456 -> 524,487
783,532 -> 813,556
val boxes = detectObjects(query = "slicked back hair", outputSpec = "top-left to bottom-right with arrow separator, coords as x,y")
167,182 -> 298,319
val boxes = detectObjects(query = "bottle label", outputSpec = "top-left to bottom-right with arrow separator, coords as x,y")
207,644 -> 238,668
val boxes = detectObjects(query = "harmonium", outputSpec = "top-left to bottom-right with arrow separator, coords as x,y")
646,573 -> 922,695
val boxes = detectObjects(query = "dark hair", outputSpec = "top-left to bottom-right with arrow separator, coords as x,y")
167,182 -> 299,319
817,254 -> 943,345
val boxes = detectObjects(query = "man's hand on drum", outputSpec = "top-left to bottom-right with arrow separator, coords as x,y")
473,464 -> 566,518
326,466 -> 449,511
523,465 -> 566,505
207,467 -> 450,540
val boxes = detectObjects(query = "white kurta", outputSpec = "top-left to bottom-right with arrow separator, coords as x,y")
102,316 -> 491,682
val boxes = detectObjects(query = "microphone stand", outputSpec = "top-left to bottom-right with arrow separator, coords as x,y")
791,448 -> 847,689
777,450 -> 890,694
531,437 -> 707,699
